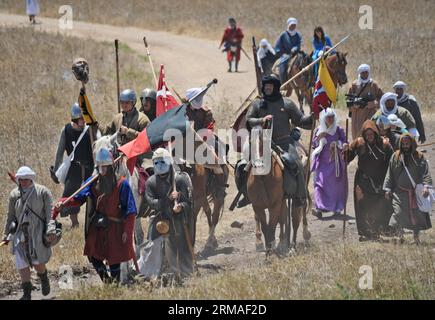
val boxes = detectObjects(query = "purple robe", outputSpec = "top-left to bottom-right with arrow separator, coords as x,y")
311,127 -> 347,212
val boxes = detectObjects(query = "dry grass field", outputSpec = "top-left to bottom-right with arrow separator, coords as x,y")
0,27 -> 153,287
1,0 -> 434,107
0,1 -> 434,300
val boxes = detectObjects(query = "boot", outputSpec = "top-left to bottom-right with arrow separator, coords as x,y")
37,270 -> 50,296
20,282 -> 32,300
235,61 -> 239,72
228,62 -> 232,72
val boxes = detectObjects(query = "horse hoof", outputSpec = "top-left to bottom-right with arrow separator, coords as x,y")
256,242 -> 265,252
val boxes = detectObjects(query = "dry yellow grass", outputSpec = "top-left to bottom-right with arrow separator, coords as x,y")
0,26 -> 152,281
61,235 -> 435,300
1,0 -> 434,107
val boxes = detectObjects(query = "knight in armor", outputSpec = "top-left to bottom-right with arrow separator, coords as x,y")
274,17 -> 303,84
185,87 -> 228,200
138,148 -> 195,279
99,89 -> 150,146
51,103 -> 95,228
54,147 -> 137,283
243,75 -> 313,207
140,88 -> 157,122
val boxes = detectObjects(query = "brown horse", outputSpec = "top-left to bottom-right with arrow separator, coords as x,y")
191,164 -> 229,252
273,51 -> 348,114
247,131 -> 311,255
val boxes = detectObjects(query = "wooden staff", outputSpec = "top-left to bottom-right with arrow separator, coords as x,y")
343,118 -> 349,238
280,33 -> 351,90
305,115 -> 316,187
143,36 -> 158,87
115,39 -> 121,113
56,155 -> 123,210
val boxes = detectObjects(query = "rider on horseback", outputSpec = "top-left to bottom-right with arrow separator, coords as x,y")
140,88 -> 157,122
99,89 -> 150,146
243,75 -> 313,207
274,17 -> 303,84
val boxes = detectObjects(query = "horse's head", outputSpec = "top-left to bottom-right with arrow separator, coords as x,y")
328,51 -> 348,86
93,132 -> 120,160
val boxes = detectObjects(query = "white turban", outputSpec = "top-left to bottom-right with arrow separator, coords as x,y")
357,64 -> 370,74
357,64 -> 371,85
257,38 -> 276,63
16,166 -> 36,181
380,92 -> 398,116
287,17 -> 298,27
393,81 -> 407,89
387,114 -> 406,129
185,87 -> 204,109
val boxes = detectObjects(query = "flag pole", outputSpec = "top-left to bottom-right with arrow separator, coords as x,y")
343,118 -> 349,239
143,36 -> 158,87
115,39 -> 121,114
280,33 -> 351,90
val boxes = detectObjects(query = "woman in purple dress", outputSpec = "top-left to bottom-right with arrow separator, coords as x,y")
311,108 -> 348,218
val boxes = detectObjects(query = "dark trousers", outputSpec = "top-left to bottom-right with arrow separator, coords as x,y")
61,162 -> 93,217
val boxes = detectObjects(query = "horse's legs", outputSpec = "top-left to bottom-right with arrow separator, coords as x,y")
254,214 -> 265,252
266,201 -> 284,253
253,206 -> 272,253
291,202 -> 303,247
277,200 -> 290,255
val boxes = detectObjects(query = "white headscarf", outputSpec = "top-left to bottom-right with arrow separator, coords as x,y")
393,81 -> 409,103
287,17 -> 298,36
380,92 -> 398,116
185,87 -> 204,109
387,114 -> 406,129
357,63 -> 372,85
312,108 -> 338,160
16,166 -> 36,181
257,38 -> 275,63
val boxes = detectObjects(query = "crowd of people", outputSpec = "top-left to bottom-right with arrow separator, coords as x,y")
1,15 -> 433,300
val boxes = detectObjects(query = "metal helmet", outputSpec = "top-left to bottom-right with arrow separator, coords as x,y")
95,147 -> 113,166
120,89 -> 137,106
71,102 -> 83,120
140,88 -> 157,101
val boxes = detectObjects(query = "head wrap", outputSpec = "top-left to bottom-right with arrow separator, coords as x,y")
257,38 -> 276,62
311,108 -> 338,160
15,166 -> 36,181
387,114 -> 406,129
380,92 -> 398,116
393,81 -> 406,89
357,64 -> 372,85
261,75 -> 282,102
153,148 -> 173,175
393,81 -> 408,103
287,17 -> 298,27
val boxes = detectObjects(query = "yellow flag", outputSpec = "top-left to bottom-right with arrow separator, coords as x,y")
78,92 -> 97,124
319,57 -> 336,104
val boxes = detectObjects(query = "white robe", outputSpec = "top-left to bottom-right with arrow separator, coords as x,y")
26,0 -> 40,16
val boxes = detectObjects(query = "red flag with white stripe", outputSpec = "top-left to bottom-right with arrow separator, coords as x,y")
156,65 -> 179,117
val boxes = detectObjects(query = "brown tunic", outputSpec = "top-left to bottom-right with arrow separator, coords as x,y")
348,80 -> 383,140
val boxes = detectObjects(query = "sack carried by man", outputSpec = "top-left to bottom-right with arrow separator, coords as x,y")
401,155 -> 434,213
55,125 -> 89,184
